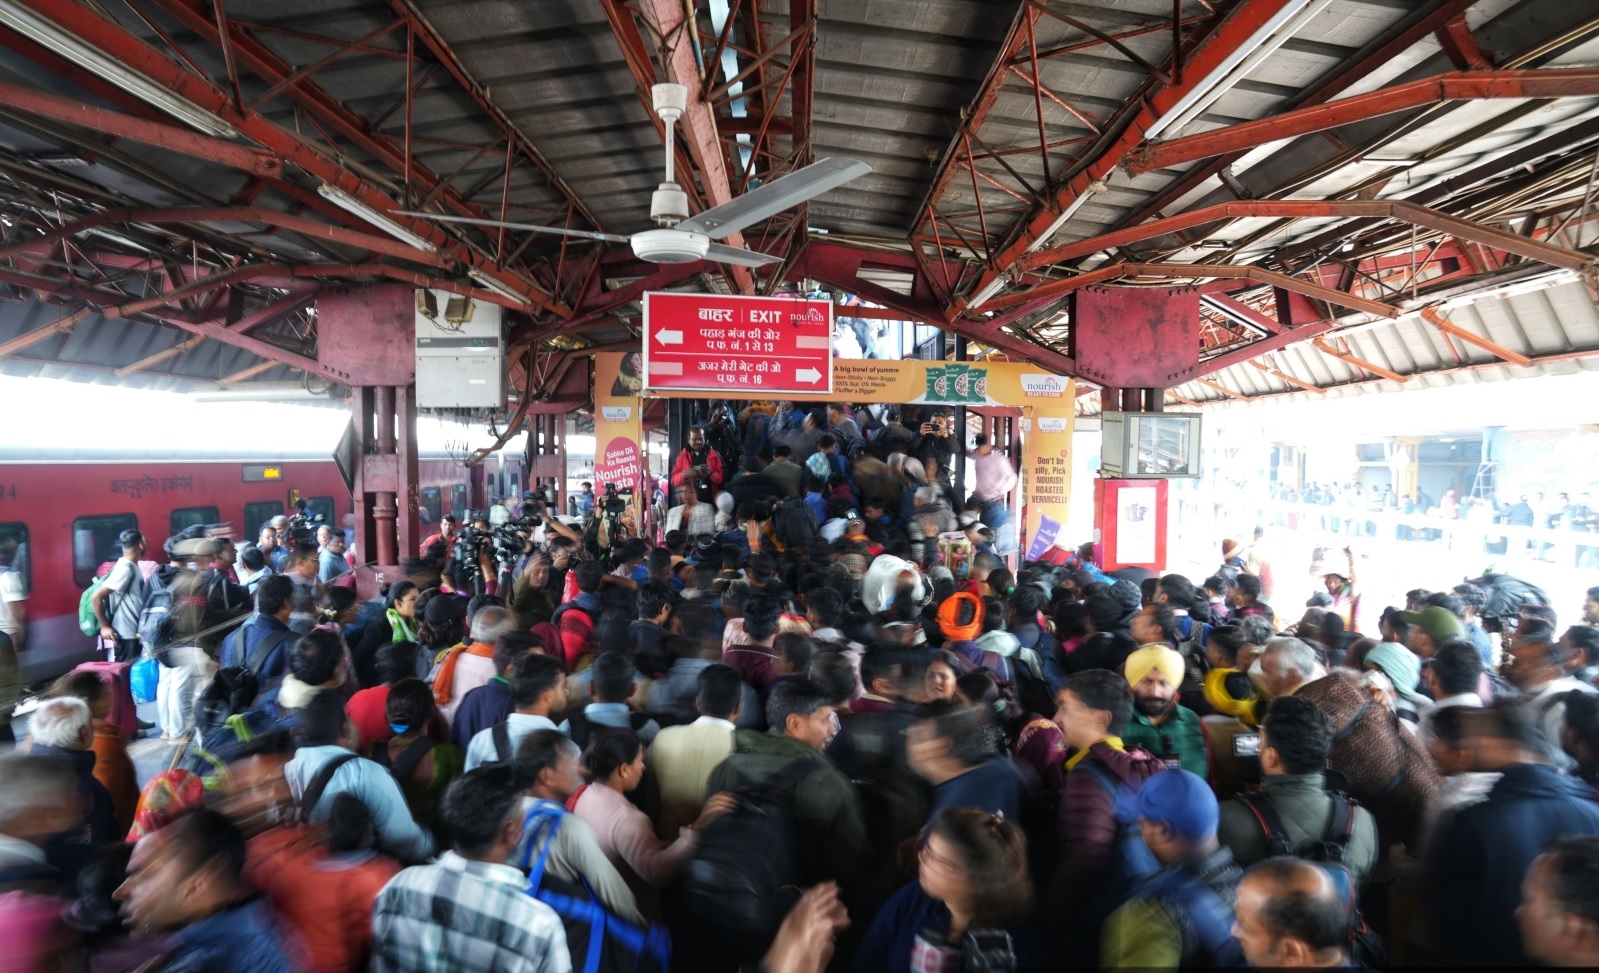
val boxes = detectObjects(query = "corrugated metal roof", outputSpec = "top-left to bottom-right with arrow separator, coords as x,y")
1162,275 -> 1599,407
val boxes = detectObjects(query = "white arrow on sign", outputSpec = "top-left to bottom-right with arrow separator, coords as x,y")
796,367 -> 823,384
655,329 -> 683,345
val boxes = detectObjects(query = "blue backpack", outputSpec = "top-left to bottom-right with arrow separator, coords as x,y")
1132,859 -> 1245,968
517,801 -> 670,973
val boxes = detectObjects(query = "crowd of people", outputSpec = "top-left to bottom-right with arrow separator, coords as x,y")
8,403 -> 1599,971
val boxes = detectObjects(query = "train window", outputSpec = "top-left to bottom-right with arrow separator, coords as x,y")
420,487 -> 442,525
451,484 -> 468,519
72,514 -> 138,588
0,523 -> 29,594
244,501 -> 283,537
169,506 -> 220,537
304,496 -> 335,529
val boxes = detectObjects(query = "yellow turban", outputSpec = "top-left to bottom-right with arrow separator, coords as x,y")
1124,644 -> 1185,691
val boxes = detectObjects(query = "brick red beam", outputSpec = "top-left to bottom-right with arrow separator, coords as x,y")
13,0 -> 567,314
953,0 -> 1361,319
1128,69 -> 1599,174
1019,199 -> 1594,273
791,242 -> 1077,373
1107,0 -> 1480,248
983,261 -> 1401,319
381,0 -> 603,230
0,80 -> 281,178
0,207 -> 451,268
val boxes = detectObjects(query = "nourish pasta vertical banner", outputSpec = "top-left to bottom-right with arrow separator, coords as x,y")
593,352 -> 645,512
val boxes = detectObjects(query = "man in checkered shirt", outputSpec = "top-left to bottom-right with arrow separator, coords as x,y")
372,765 -> 571,973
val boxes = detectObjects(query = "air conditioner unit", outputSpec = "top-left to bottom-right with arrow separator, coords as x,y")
415,288 -> 504,408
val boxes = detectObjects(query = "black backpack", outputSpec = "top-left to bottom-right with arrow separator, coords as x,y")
196,628 -> 297,735
565,709 -> 653,750
678,758 -> 813,940
1236,790 -> 1385,966
771,498 -> 818,552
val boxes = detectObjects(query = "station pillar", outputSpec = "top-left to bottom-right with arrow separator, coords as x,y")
317,285 -> 422,597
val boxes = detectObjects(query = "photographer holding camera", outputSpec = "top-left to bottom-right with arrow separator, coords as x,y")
671,424 -> 724,505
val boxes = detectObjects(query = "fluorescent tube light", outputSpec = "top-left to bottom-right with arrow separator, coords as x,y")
468,269 -> 531,305
966,274 -> 1009,311
1028,178 -> 1107,253
316,184 -> 437,253
1144,0 -> 1333,140
0,0 -> 238,138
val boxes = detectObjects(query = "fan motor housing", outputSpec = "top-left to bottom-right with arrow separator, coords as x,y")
632,228 -> 710,264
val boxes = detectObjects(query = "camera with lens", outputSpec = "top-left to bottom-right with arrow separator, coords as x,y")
602,482 -> 630,516
962,930 -> 1016,973
286,498 -> 324,547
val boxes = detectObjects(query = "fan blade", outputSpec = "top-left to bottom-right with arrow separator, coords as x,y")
677,158 -> 871,239
391,211 -> 630,244
705,243 -> 782,268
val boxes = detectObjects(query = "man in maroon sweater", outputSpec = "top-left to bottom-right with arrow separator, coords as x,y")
1044,668 -> 1165,949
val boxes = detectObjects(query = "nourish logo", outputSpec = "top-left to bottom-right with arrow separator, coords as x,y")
1019,373 -> 1066,398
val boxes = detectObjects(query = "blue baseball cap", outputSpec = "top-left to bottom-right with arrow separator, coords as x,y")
1114,769 -> 1218,839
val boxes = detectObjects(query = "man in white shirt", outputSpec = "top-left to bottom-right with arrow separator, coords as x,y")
1419,640 -> 1486,745
648,662 -> 741,839
467,653 -> 567,770
93,528 -> 149,662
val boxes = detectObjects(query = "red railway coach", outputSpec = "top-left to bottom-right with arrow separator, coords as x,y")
0,446 -> 524,686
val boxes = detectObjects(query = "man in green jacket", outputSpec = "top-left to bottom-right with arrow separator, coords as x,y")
705,678 -> 869,890
1121,637 -> 1210,777
1216,695 -> 1379,888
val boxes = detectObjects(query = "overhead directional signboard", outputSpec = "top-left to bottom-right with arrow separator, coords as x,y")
642,292 -> 834,394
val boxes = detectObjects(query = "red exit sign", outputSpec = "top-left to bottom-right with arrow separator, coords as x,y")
642,292 -> 833,394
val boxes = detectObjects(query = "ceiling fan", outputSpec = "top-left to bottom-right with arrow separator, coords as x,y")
396,83 -> 870,268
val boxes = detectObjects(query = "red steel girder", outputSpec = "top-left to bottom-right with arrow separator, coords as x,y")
381,0 -> 604,231
1127,69 -> 1599,175
0,207 -> 452,268
983,261 -> 1401,319
1019,199 -> 1595,273
1420,306 -> 1534,366
0,80 -> 281,178
952,0 -> 1370,319
1311,336 -> 1409,382
601,0 -> 755,294
1110,0 -> 1482,244
916,3 -> 1035,254
1203,293 -> 1281,334
1197,319 -> 1336,376
790,242 -> 1077,374
18,0 -> 567,314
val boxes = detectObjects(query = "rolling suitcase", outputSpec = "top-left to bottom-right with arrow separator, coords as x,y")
74,653 -> 138,738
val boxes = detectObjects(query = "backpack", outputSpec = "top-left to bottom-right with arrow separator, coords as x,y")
490,721 -> 515,766
1236,790 -> 1386,966
296,753 -> 359,824
677,758 -> 814,940
1134,860 -> 1244,968
77,573 -> 109,638
771,499 -> 818,552
369,736 -> 437,784
565,709 -> 653,751
517,801 -> 671,973
137,565 -> 179,650
1079,761 -> 1162,904
195,628 -> 297,736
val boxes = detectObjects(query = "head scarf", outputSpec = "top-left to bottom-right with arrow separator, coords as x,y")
936,592 -> 984,642
1124,644 -> 1185,690
1363,642 -> 1426,704
127,769 -> 206,842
